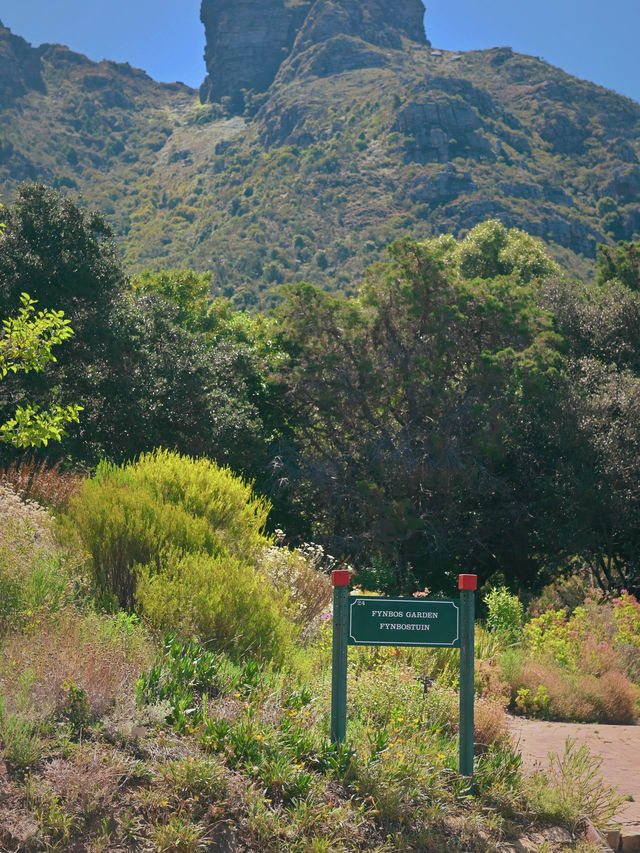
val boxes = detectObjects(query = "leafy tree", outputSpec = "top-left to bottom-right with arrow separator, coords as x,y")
0,183 -> 123,330
542,265 -> 640,595
436,219 -> 561,283
0,187 -> 278,473
0,183 -> 124,463
130,268 -> 212,331
555,358 -> 640,594
595,240 -> 640,290
272,228 -> 563,592
0,293 -> 81,447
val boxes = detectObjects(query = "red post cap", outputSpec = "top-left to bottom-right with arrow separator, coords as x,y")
458,574 -> 478,591
332,569 -> 351,587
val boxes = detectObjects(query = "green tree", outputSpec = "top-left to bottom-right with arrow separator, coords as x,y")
542,264 -> 640,594
0,293 -> 81,447
130,268 -> 212,331
0,187 -> 278,474
271,228 -> 563,592
595,240 -> 640,290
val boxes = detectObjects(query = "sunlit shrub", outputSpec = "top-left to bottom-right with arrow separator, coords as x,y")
136,549 -> 296,662
613,591 -> 640,648
257,538 -> 332,633
484,586 -> 524,645
65,450 -> 271,609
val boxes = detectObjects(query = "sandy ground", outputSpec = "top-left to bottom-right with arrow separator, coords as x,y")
508,716 -> 640,832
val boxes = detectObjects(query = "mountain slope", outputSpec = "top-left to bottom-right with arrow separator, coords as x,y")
0,4 -> 639,306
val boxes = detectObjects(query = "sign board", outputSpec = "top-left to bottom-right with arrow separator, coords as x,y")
330,572 -> 477,785
348,596 -> 460,647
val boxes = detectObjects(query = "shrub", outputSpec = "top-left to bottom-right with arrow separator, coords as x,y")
613,591 -> 640,648
136,549 -> 296,662
0,483 -> 84,630
0,458 -> 81,511
484,586 -> 524,645
257,539 -> 332,632
501,656 -> 639,723
526,739 -> 628,830
65,450 -> 271,609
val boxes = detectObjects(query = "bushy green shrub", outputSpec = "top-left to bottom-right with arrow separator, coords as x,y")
136,549 -> 295,662
65,450 -> 270,609
484,586 -> 524,645
65,450 -> 296,661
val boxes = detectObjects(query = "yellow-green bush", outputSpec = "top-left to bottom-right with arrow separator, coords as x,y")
65,450 -> 270,609
136,550 -> 295,662
64,450 -> 294,660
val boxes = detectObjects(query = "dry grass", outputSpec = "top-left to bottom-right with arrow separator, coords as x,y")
0,609 -> 154,722
474,697 -> 509,752
515,659 -> 639,724
40,748 -> 126,818
0,457 -> 83,511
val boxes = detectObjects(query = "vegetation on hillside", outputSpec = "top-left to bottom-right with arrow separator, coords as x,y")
0,460 -> 631,852
0,22 -> 639,306
1,185 -> 640,598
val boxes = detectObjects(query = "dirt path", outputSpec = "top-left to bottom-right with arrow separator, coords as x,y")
508,716 -> 640,832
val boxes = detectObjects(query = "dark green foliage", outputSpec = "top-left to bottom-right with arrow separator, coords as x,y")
0,186 -> 279,472
542,263 -> 640,594
0,182 -> 123,327
596,240 -> 640,290
271,226 -> 564,592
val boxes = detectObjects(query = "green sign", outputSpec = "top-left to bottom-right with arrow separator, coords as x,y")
348,596 -> 460,648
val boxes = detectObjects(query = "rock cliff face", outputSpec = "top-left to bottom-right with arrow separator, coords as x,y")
199,0 -> 427,104
0,21 -> 45,107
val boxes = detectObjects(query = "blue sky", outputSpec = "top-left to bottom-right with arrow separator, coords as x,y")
1,0 -> 639,103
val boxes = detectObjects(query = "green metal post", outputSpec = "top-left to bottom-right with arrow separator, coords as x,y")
458,574 -> 477,786
330,570 -> 350,743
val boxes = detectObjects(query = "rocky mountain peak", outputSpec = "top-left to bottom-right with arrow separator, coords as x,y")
199,0 -> 427,104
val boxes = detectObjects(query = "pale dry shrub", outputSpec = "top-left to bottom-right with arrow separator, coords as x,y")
0,482 -> 53,547
473,697 -> 509,753
516,659 -> 638,723
257,539 -> 333,633
0,457 -> 82,511
41,749 -> 124,817
0,609 -> 154,722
